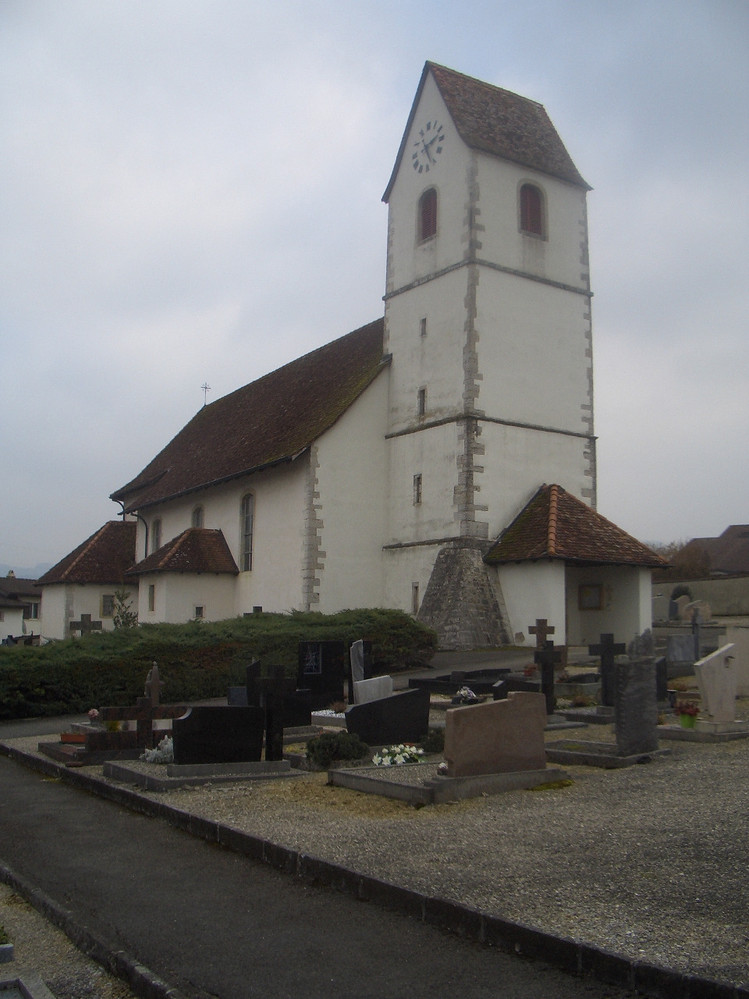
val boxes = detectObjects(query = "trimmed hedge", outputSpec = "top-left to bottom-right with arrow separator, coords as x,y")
0,609 -> 437,719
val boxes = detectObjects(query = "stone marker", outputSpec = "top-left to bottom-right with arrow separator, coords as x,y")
298,641 -> 345,711
444,692 -> 547,778
172,705 -> 265,765
588,634 -> 626,708
533,641 -> 563,714
666,634 -> 698,668
615,660 -> 658,757
353,675 -> 393,704
345,687 -> 430,746
694,644 -> 737,723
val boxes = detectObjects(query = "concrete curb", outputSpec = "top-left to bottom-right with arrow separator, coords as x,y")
1,741 -> 747,999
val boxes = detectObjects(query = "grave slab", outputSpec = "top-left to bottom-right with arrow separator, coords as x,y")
444,692 -> 547,778
103,758 -> 298,791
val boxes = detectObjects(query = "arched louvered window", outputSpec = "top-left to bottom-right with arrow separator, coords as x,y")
419,188 -> 437,241
520,183 -> 545,237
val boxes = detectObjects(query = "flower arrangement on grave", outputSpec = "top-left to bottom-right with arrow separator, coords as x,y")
141,735 -> 174,764
87,708 -> 99,724
675,700 -> 699,718
372,743 -> 425,766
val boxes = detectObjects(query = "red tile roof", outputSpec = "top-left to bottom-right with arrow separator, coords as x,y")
484,485 -> 666,568
384,62 -> 589,201
679,526 -> 749,575
111,319 -> 387,513
38,521 -> 137,585
127,528 -> 239,576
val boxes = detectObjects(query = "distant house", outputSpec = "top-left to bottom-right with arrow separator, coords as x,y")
37,521 -> 137,639
0,574 -> 41,641
49,63 -> 665,648
677,526 -> 749,577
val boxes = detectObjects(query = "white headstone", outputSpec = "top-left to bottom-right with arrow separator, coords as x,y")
350,640 -> 365,683
694,644 -> 737,723
353,675 -> 393,705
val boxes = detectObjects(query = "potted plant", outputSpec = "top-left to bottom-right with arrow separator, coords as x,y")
675,700 -> 700,729
0,924 -> 13,963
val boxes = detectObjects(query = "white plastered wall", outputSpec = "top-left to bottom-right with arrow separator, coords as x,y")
565,565 -> 653,647
496,561 -> 567,646
39,583 -> 120,639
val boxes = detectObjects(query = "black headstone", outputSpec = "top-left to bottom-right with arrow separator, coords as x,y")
173,706 -> 265,765
298,641 -> 345,711
492,676 -> 541,700
345,688 -> 430,746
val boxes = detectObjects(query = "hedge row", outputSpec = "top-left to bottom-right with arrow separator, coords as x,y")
0,609 -> 438,719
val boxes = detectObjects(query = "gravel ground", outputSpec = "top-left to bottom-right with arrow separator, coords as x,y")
3,719 -> 749,992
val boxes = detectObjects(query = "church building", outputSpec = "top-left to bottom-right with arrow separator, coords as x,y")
50,63 -> 664,647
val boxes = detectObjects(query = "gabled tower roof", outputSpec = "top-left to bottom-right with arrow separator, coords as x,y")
485,485 -> 665,568
384,62 -> 590,201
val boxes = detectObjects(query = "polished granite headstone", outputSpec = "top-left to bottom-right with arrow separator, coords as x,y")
345,687 -> 430,746
172,705 -> 265,765
298,641 -> 345,710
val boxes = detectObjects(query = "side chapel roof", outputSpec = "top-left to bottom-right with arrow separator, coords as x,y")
37,521 -> 137,586
484,485 -> 666,568
383,62 -> 590,202
111,319 -> 387,513
127,528 -> 239,576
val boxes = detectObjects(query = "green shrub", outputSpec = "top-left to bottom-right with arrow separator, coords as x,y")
0,609 -> 437,719
419,728 -> 445,754
306,731 -> 369,769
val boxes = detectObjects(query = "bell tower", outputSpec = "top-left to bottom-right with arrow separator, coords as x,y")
381,63 -> 595,647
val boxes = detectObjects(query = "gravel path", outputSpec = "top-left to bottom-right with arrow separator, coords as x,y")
4,722 -> 748,991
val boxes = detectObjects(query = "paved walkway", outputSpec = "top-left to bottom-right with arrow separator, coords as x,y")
0,750 -> 629,999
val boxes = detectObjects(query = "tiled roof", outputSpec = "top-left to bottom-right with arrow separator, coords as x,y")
38,521 -> 137,585
111,319 -> 387,513
484,485 -> 666,568
384,62 -> 589,201
0,577 -> 39,599
679,526 -> 749,575
127,528 -> 239,576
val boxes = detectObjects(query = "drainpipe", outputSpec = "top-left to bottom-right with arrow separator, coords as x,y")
115,501 -> 149,560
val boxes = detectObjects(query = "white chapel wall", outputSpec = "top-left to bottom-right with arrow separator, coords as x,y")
497,561 -> 567,646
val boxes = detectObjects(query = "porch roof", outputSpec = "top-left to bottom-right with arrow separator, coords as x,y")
127,528 -> 239,576
484,485 -> 666,568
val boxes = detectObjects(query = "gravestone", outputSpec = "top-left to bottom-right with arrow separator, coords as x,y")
444,692 -> 547,778
529,618 -> 555,648
694,644 -> 737,723
666,634 -> 698,670
589,634 -> 626,708
172,706 -> 265,765
628,629 -> 654,660
298,641 -> 345,711
674,594 -> 691,619
492,676 -> 540,699
345,687 -> 430,746
69,613 -> 102,636
353,675 -> 393,705
615,660 -> 658,757
534,641 -> 563,714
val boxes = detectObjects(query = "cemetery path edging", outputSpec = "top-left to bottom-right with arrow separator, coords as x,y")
1,741 -> 746,999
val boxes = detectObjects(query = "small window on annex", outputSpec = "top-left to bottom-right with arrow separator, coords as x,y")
519,183 -> 545,237
148,584 -> 155,612
240,494 -> 254,572
192,506 -> 204,528
419,188 -> 437,241
101,594 -> 115,618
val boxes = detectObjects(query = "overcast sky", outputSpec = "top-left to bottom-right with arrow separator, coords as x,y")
2,0 -> 747,574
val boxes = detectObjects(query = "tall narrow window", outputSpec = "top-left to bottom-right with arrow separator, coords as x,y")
411,583 -> 420,616
413,473 -> 422,505
240,494 -> 254,571
148,584 -> 155,612
420,317 -> 427,338
151,519 -> 161,553
417,387 -> 426,416
419,188 -> 437,241
192,506 -> 204,528
520,183 -> 544,237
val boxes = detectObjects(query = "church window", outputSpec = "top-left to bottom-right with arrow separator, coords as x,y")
413,473 -> 422,505
151,519 -> 161,553
240,493 -> 254,571
411,583 -> 420,615
417,387 -> 426,416
148,584 -> 155,612
420,317 -> 427,338
194,605 -> 204,620
419,188 -> 437,241
101,594 -> 114,618
520,183 -> 545,237
192,506 -> 204,528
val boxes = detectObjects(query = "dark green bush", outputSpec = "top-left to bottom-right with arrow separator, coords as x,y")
306,730 -> 369,769
0,609 -> 437,719
419,728 -> 445,754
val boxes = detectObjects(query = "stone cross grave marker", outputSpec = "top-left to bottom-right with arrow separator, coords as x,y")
69,613 -> 102,636
529,618 -> 555,648
614,660 -> 658,757
588,634 -> 626,707
534,640 -> 563,714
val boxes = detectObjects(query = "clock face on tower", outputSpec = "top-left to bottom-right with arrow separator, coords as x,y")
411,120 -> 445,173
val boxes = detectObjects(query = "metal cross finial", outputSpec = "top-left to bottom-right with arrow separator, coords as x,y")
201,382 -> 211,406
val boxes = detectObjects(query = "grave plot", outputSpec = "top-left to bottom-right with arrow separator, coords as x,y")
658,644 -> 749,743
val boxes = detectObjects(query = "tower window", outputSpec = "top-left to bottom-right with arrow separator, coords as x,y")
420,317 -> 427,338
520,183 -> 545,237
417,387 -> 426,416
419,188 -> 437,241
413,473 -> 422,505
412,583 -> 420,615
240,493 -> 254,571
